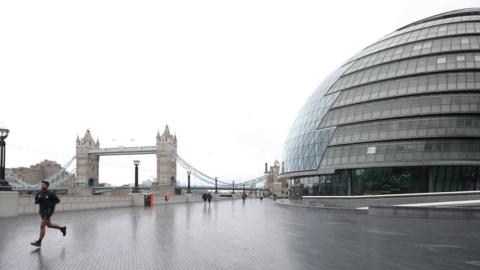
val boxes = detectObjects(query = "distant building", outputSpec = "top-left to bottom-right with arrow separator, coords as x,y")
8,160 -> 63,184
265,161 -> 286,195
141,180 -> 153,187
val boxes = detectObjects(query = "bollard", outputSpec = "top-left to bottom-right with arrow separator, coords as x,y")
149,192 -> 154,206
144,194 -> 150,206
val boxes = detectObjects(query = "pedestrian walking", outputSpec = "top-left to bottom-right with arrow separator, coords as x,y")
202,193 -> 207,204
30,181 -> 66,247
207,192 -> 213,205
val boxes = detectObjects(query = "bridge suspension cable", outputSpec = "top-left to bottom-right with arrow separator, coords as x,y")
172,152 -> 270,187
46,156 -> 76,188
172,152 -> 230,186
8,177 -> 30,189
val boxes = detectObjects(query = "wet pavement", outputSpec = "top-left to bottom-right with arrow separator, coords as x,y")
0,198 -> 479,270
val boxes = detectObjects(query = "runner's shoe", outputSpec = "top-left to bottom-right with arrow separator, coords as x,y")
30,240 -> 41,247
60,226 -> 67,237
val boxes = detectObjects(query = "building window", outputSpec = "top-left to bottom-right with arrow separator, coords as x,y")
437,57 -> 446,64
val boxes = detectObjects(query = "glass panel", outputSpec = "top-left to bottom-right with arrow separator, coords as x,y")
320,140 -> 480,169
333,72 -> 480,108
295,165 -> 479,195
330,52 -> 480,94
330,116 -> 480,145
321,93 -> 480,129
345,36 -> 480,75
348,21 -> 480,64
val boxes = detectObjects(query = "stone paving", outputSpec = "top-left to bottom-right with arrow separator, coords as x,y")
0,198 -> 479,270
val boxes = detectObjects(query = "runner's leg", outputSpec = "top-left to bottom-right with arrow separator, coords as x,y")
39,220 -> 47,241
46,219 -> 61,230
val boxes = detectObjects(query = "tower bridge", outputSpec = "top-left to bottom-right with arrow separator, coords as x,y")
72,125 -> 271,191
7,125 -> 271,191
76,126 -> 177,188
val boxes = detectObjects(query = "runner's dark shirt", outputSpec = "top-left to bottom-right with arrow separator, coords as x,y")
35,190 -> 60,213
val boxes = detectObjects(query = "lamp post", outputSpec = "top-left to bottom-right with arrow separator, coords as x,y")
187,170 -> 191,194
0,128 -> 12,191
214,177 -> 218,194
132,160 -> 140,193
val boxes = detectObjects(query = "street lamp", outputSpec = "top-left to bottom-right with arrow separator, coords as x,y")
187,170 -> 191,194
0,128 -> 12,191
132,160 -> 140,193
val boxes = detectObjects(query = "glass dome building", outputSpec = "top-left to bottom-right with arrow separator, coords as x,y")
281,8 -> 480,196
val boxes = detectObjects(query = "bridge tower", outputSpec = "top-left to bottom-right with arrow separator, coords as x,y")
265,160 -> 281,189
155,125 -> 177,187
76,129 -> 100,187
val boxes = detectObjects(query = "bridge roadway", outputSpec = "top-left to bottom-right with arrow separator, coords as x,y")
0,199 -> 479,270
88,146 -> 156,156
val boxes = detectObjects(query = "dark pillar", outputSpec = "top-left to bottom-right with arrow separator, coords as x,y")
0,128 -> 12,191
476,166 -> 480,191
187,171 -> 191,194
0,139 -> 5,180
132,160 -> 140,193
281,180 -> 284,198
347,174 -> 352,196
215,177 -> 218,194
135,165 -> 138,187
232,181 -> 235,194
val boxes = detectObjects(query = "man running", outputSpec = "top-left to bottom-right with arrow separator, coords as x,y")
31,180 -> 66,247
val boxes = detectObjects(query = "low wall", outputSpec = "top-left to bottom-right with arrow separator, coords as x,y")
303,191 -> 480,208
0,191 -> 19,217
17,194 -> 132,215
369,205 -> 480,219
1,192 -> 241,217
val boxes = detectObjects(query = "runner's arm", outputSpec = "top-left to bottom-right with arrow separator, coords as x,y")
51,192 -> 60,204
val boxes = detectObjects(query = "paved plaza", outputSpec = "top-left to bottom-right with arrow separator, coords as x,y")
0,199 -> 479,270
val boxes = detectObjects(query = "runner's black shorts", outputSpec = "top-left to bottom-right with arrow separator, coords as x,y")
40,209 -> 54,220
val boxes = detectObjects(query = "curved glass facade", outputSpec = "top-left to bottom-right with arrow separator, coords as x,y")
281,63 -> 351,172
281,9 -> 480,195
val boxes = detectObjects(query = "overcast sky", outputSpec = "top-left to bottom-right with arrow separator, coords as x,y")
1,0 -> 478,186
